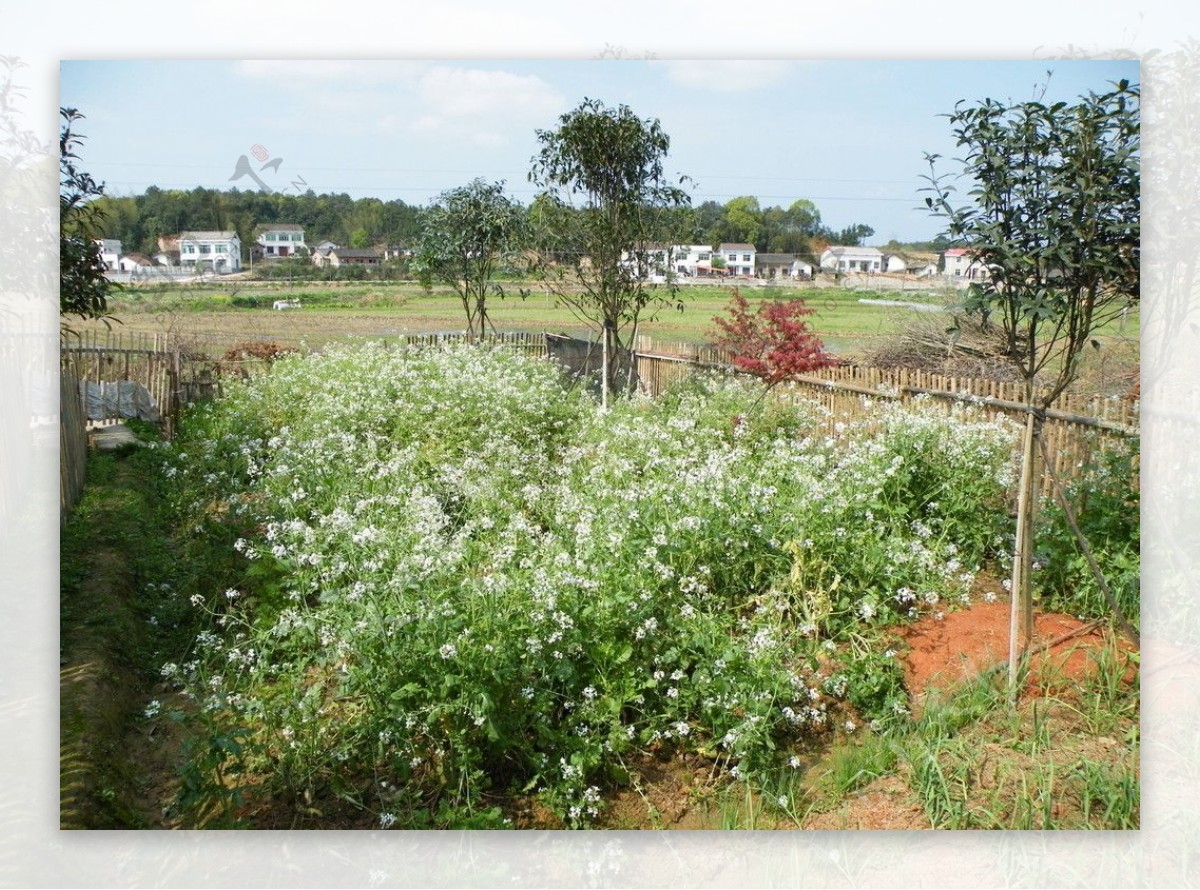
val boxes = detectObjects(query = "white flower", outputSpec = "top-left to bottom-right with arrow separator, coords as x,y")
439,643 -> 457,659
379,812 -> 397,829
844,720 -> 856,733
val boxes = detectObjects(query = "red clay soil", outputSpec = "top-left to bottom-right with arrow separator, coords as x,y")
897,598 -> 1136,710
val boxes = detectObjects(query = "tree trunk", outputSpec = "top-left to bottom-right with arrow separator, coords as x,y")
1007,406 -> 1042,693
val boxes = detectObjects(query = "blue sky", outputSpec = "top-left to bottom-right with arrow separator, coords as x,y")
60,58 -> 1138,244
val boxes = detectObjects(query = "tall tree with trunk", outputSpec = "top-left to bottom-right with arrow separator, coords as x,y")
529,98 -> 691,399
412,179 -> 528,342
922,78 -> 1140,686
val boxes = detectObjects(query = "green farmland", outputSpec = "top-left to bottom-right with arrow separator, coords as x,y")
76,277 -> 1140,361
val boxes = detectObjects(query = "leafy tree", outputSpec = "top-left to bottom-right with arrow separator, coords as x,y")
830,223 -> 875,246
691,199 -> 725,246
411,179 -> 529,342
709,290 -> 839,391
721,196 -> 762,246
787,199 -> 823,238
923,78 -> 1140,673
529,98 -> 691,397
60,107 -> 118,322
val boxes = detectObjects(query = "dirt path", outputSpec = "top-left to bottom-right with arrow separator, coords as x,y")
60,443 -> 183,829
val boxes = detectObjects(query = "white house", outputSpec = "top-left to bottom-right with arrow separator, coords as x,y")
821,246 -> 883,274
256,223 -> 306,258
179,231 -> 242,272
719,243 -> 756,277
377,242 -> 414,262
756,253 -> 813,279
884,254 -> 908,274
95,239 -> 122,271
665,245 -> 715,278
942,248 -> 990,280
618,244 -> 684,282
117,252 -> 155,272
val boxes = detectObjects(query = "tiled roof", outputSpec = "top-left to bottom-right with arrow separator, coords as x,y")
718,243 -> 756,251
180,231 -> 238,241
825,245 -> 883,257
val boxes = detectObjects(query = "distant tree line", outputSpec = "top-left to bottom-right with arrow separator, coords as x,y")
92,186 -> 879,262
91,187 -> 425,258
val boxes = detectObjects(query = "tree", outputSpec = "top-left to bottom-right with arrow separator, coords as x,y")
709,291 -> 839,391
411,179 -> 528,342
529,98 -> 691,398
60,107 -> 118,321
830,223 -> 875,246
923,78 -> 1140,683
721,196 -> 762,246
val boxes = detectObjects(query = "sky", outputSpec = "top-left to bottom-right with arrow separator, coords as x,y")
59,58 -> 1139,245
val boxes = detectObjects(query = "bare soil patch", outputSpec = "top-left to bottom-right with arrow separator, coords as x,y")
897,598 -> 1137,711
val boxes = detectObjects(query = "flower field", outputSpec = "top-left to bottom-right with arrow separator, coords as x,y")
155,342 -> 1026,828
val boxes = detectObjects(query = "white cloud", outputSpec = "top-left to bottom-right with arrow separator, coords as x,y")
417,67 -> 562,120
662,60 -> 800,92
233,60 -> 564,147
406,66 -> 564,147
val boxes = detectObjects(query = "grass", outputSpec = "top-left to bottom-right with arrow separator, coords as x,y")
799,634 -> 1139,830
81,277 -> 1139,358
60,437 -> 179,828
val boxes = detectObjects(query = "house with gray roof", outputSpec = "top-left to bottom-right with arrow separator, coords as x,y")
820,245 -> 883,274
179,230 -> 242,272
756,252 -> 813,280
256,223 -> 306,258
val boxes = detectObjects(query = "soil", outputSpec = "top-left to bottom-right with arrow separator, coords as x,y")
799,598 -> 1139,830
897,598 -> 1137,712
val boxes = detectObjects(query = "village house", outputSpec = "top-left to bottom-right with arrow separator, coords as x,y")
94,239 -> 122,271
256,223 -> 307,258
666,245 -> 715,278
820,245 -> 883,274
376,242 -> 414,262
942,247 -> 991,280
324,247 -> 381,268
117,252 -> 155,273
179,231 -> 242,273
755,253 -> 813,280
719,243 -> 756,277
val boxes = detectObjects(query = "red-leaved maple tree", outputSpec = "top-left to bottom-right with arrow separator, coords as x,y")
710,290 -> 839,388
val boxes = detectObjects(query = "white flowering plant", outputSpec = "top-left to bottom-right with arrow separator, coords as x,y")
155,344 -> 1019,828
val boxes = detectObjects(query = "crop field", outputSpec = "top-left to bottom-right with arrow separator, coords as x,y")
58,341 -> 1140,829
73,277 -> 1141,361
